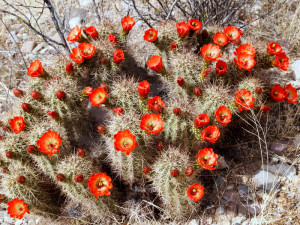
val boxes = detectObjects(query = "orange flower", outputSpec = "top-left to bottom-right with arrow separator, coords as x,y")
148,96 -> 165,113
7,198 -> 30,219
194,114 -> 210,128
147,55 -> 164,73
114,129 -> 138,155
234,44 -> 256,56
201,125 -> 220,144
212,32 -> 229,46
187,183 -> 204,201
216,60 -> 227,76
108,34 -> 117,45
170,42 -> 178,50
78,42 -> 95,59
10,116 -> 25,134
260,105 -> 271,113
121,16 -> 135,33
201,68 -> 212,77
200,43 -> 221,62
144,28 -> 158,42
36,130 -> 62,157
234,89 -> 255,111
269,84 -> 286,102
188,19 -> 202,31
224,25 -> 243,41
69,48 -> 84,64
67,25 -> 81,42
273,52 -> 289,71
234,53 -> 256,71
267,42 -> 282,55
88,173 -> 113,198
196,148 -> 218,170
138,80 -> 150,99
176,22 -> 190,37
27,60 -> 44,77
215,106 -> 232,126
89,87 -> 107,106
284,84 -> 298,104
140,113 -> 164,135
113,49 -> 125,63
84,26 -> 98,39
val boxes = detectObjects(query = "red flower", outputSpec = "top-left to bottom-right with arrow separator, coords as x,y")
88,173 -> 113,198
201,125 -> 220,144
216,60 -> 227,76
140,113 -> 164,135
270,84 -> 286,102
121,16 -> 135,33
200,43 -> 221,62
78,42 -> 95,59
260,105 -> 271,113
176,22 -> 190,38
47,111 -> 59,120
84,26 -> 98,39
212,32 -> 229,47
147,55 -> 164,73
138,80 -> 150,99
187,183 -> 204,202
194,114 -> 210,128
82,87 -> 93,96
273,52 -> 289,71
148,96 -> 165,113
10,117 -> 25,134
27,60 -> 44,77
234,53 -> 256,71
37,130 -> 61,157
144,28 -> 158,42
7,199 -> 30,219
113,49 -> 125,63
108,34 -> 117,45
67,25 -> 81,42
224,26 -> 243,41
66,62 -> 73,75
69,48 -> 85,64
234,44 -> 256,56
201,68 -> 212,77
188,19 -> 202,31
114,107 -> 124,116
215,106 -> 232,126
196,148 -> 218,170
114,129 -> 138,155
89,87 -> 107,107
170,42 -> 178,50
284,84 -> 298,104
234,89 -> 255,111
177,77 -> 185,86
267,42 -> 282,55
13,89 -> 24,98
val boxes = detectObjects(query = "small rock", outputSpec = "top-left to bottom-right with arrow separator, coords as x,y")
80,0 -> 93,6
237,185 -> 249,196
188,219 -> 198,225
252,169 -> 280,191
69,17 -> 83,28
32,42 -> 45,53
21,40 -> 37,52
28,219 -> 36,225
15,219 -> 24,225
261,162 -> 296,178
223,191 -> 240,204
293,133 -> 300,146
8,31 -> 20,43
271,157 -> 279,164
270,140 -> 292,155
213,175 -> 224,189
11,23 -> 23,31
238,204 -> 248,216
226,201 -> 238,218
247,203 -> 261,215
232,215 -> 247,225
226,184 -> 234,190
249,217 -> 259,225
52,33 -> 62,44
217,156 -> 229,169
216,206 -> 225,215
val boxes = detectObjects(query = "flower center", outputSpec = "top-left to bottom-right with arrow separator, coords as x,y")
147,124 -> 154,131
206,132 -> 212,138
192,22 -> 196,26
219,66 -> 224,70
191,188 -> 197,195
96,181 -> 104,188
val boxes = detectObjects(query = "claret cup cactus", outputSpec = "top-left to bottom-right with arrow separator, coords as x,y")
0,15 -> 298,224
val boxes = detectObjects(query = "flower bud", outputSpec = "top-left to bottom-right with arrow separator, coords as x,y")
21,103 -> 32,112
17,176 -> 26,184
185,167 -> 194,176
173,108 -> 181,115
56,90 -> 66,101
194,87 -> 202,96
177,77 -> 185,87
13,89 -> 24,98
143,167 -> 150,174
97,125 -> 106,134
171,169 -> 179,177
31,91 -> 41,100
27,145 -> 37,153
77,148 -> 85,157
6,151 -> 14,158
74,174 -> 83,183
56,173 -> 65,182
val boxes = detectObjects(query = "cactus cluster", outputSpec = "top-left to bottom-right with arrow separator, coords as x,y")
0,16 -> 298,223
